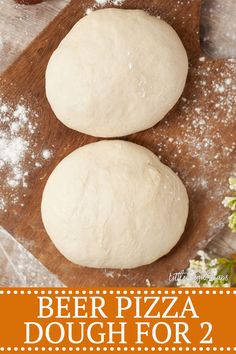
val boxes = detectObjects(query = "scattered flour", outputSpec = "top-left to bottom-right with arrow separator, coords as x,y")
104,270 -> 115,278
95,0 -> 108,4
199,57 -> 206,62
85,0 -> 125,15
42,149 -> 52,160
85,8 -> 93,16
214,84 -> 225,93
95,0 -> 125,5
152,58 -> 235,202
0,97 -> 53,212
225,78 -> 232,85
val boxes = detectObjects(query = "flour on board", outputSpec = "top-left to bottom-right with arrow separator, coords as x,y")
85,0 -> 125,15
0,97 -> 53,212
152,58 -> 235,209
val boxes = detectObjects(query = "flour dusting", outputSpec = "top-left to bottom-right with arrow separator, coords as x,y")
85,0 -> 125,15
153,58 -> 236,208
0,97 -> 53,212
42,149 -> 52,160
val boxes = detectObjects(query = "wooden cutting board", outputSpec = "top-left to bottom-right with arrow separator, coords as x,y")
0,0 -> 235,286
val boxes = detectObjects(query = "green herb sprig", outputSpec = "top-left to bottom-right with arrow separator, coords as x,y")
222,175 -> 236,233
176,251 -> 236,287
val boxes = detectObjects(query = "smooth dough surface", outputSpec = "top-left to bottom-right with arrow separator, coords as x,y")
41,140 -> 189,269
46,9 -> 188,137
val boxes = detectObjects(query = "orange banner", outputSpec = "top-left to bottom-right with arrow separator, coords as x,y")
0,288 -> 235,353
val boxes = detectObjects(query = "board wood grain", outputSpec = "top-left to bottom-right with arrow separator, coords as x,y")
0,0 -> 235,286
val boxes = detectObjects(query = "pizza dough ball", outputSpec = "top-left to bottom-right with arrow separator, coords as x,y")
41,140 -> 189,269
46,9 -> 188,137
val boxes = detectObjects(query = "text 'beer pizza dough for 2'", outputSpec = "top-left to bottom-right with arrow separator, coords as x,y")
46,8 -> 188,138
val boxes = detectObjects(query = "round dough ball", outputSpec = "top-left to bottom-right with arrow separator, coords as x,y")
41,140 -> 189,269
46,9 -> 188,138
